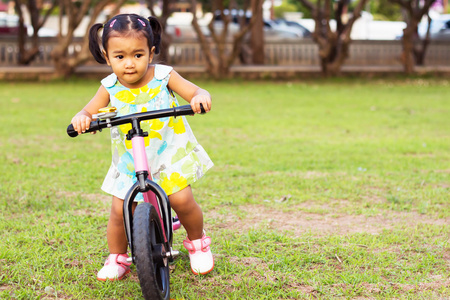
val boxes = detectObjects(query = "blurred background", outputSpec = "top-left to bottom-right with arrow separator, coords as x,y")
0,0 -> 449,79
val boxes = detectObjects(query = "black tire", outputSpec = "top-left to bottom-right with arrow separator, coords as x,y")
133,202 -> 170,300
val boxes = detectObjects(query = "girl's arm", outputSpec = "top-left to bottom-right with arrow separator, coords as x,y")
71,85 -> 110,134
168,70 -> 212,114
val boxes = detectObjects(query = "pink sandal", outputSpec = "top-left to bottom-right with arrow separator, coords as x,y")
183,233 -> 214,275
97,253 -> 131,281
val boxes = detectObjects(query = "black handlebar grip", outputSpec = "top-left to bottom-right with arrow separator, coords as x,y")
67,124 -> 79,138
200,103 -> 206,114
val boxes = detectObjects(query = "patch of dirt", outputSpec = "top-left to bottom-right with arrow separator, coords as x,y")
207,204 -> 450,237
339,277 -> 450,296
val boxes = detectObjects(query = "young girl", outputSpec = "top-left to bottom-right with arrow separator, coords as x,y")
71,14 -> 214,281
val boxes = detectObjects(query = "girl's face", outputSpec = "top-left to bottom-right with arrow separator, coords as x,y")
104,34 -> 155,88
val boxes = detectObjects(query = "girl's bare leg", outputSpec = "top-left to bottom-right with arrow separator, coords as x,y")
107,196 -> 136,253
169,186 -> 204,240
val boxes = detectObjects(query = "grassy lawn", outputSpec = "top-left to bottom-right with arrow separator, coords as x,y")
0,77 -> 449,299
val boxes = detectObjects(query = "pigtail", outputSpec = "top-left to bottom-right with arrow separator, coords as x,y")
88,23 -> 107,64
148,16 -> 161,54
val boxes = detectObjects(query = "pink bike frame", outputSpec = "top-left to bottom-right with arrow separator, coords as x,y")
131,135 -> 167,240
132,136 -> 157,204
67,104 -> 200,265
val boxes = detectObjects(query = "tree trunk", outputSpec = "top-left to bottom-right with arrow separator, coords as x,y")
297,0 -> 368,76
322,40 -> 350,76
190,0 -> 263,79
51,0 -> 125,78
250,0 -> 264,64
414,15 -> 432,65
389,0 -> 436,74
51,35 -> 76,78
14,0 -> 56,65
146,0 -> 174,64
14,1 -> 31,65
401,26 -> 417,74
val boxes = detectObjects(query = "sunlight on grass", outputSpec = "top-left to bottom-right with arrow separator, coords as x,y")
0,78 -> 449,299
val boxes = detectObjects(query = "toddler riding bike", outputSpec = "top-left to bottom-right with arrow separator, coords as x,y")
68,13 -> 214,300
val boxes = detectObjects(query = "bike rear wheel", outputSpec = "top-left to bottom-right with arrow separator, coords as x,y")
133,202 -> 170,300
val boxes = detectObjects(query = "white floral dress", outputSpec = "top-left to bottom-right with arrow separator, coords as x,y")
100,64 -> 214,201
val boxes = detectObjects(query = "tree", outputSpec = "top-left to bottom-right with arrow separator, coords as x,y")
250,0 -> 264,64
190,0 -> 264,79
296,0 -> 369,76
145,0 -> 175,63
51,0 -> 125,78
13,0 -> 57,65
414,14 -> 432,66
388,0 -> 436,73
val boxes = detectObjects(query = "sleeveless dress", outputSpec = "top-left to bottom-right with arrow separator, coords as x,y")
100,64 -> 214,201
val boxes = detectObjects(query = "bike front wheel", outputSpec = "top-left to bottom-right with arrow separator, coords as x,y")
133,202 -> 170,300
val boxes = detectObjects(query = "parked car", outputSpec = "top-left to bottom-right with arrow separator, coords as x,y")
212,10 -> 310,41
272,19 -> 312,38
0,12 -> 19,35
263,19 -> 301,39
167,21 -> 303,41
0,12 -> 57,37
166,12 -> 209,40
27,26 -> 57,37
166,11 -> 312,41
418,14 -> 450,40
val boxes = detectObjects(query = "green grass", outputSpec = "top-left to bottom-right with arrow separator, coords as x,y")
0,77 -> 449,299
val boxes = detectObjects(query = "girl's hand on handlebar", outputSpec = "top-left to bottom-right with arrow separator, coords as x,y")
190,94 -> 211,114
71,113 -> 93,135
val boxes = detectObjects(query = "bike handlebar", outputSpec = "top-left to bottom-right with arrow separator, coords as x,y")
67,104 -> 204,138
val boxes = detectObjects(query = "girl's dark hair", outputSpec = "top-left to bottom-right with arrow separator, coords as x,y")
88,14 -> 162,64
